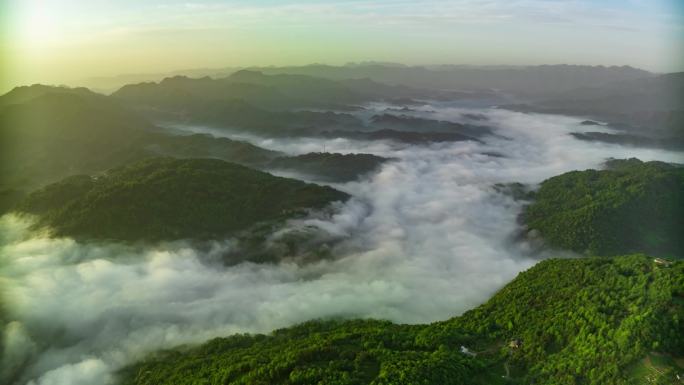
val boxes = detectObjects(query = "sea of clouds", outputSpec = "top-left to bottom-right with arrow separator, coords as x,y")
1,104 -> 682,385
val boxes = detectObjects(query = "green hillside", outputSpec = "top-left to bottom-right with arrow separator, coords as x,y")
439,254 -> 684,384
16,157 -> 349,242
0,90 -> 153,211
0,91 -> 278,213
522,159 -> 684,258
119,254 -> 684,385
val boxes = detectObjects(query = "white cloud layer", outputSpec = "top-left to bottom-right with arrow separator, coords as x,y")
1,104 -> 682,385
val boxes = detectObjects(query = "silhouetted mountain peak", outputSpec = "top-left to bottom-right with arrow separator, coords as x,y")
0,84 -> 102,107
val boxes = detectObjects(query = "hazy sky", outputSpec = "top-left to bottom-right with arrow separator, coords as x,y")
1,0 -> 682,90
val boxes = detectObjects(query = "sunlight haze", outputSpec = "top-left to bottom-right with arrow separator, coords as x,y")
2,1 -> 684,384
1,0 -> 682,92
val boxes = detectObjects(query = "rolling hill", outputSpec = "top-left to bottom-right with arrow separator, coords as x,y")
16,157 -> 349,242
522,159 -> 684,258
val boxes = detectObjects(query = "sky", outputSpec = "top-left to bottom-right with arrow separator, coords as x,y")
1,0 -> 683,91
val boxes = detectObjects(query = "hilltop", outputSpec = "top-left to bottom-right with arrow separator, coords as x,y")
16,157 -> 349,242
522,159 -> 684,258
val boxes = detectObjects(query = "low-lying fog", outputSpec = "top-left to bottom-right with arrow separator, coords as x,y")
2,103 -> 682,385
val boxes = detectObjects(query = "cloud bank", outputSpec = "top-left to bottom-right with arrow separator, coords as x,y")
1,105 -> 682,385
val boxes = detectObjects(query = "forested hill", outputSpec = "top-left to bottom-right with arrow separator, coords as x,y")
523,159 -> 684,258
0,88 -> 277,210
120,254 -> 684,385
0,86 -> 384,213
439,254 -> 684,384
15,157 -> 349,242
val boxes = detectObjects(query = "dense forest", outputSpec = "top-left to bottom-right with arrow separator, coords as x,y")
15,157 -> 349,242
120,254 -> 683,385
523,159 -> 684,258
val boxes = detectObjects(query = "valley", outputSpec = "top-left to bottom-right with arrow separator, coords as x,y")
0,66 -> 682,385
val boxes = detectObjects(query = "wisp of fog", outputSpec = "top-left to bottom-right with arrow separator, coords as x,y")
1,104 -> 682,385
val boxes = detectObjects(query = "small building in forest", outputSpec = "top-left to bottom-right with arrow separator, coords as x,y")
509,339 -> 522,349
460,345 -> 476,357
653,258 -> 672,267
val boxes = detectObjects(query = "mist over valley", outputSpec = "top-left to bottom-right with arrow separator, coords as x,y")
1,1 -> 683,382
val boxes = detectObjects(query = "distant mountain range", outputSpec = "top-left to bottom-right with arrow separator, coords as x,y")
94,63 -> 683,145
111,71 -> 496,142
83,64 -> 652,96
503,72 -> 684,140
4,62 -> 681,214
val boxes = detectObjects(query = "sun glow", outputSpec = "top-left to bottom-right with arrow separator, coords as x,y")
16,0 -> 61,47
0,0 -> 681,94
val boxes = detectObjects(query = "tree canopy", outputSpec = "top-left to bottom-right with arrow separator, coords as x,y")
16,157 -> 349,242
523,159 -> 684,258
